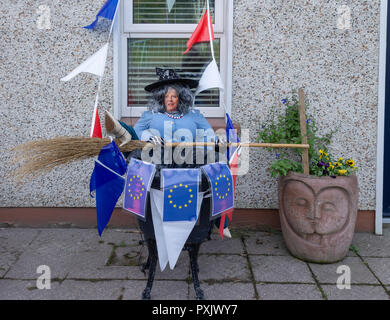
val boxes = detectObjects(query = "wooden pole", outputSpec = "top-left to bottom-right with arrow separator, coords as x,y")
298,88 -> 310,174
155,142 -> 310,149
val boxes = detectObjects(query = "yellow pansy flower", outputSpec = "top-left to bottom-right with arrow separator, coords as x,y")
338,169 -> 347,175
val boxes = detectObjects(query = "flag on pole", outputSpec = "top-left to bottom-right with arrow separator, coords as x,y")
219,146 -> 241,236
83,0 -> 119,29
91,107 -> 103,138
89,141 -> 127,236
166,0 -> 176,13
215,114 -> 240,238
123,158 -> 156,220
195,59 -> 224,96
183,9 -> 214,55
61,43 -> 109,82
226,113 -> 239,162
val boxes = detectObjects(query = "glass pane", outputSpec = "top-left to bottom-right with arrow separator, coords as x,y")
127,38 -> 220,108
133,0 -> 215,24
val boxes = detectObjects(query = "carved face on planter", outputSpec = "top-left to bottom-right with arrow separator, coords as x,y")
278,173 -> 358,263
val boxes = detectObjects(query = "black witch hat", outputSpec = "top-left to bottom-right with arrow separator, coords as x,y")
144,67 -> 199,92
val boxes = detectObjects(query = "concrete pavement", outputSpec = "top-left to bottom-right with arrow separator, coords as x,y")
0,226 -> 389,300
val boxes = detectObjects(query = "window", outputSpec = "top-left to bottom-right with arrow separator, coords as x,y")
116,0 -> 233,118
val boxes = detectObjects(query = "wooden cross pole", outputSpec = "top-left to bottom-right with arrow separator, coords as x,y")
298,88 -> 310,174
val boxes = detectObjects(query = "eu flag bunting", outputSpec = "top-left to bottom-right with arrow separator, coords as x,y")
226,113 -> 239,162
201,162 -> 234,219
89,141 -> 127,236
84,0 -> 119,29
162,169 -> 200,222
123,158 -> 156,220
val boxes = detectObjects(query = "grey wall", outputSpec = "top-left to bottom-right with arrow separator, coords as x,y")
232,0 -> 380,210
0,0 -> 381,210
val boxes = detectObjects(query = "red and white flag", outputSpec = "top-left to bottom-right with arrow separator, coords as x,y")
183,9 -> 214,55
90,106 -> 102,138
218,145 -> 241,238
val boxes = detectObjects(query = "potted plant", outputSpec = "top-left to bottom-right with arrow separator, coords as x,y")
257,92 -> 359,263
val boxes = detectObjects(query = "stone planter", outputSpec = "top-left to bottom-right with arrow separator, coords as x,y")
278,172 -> 359,263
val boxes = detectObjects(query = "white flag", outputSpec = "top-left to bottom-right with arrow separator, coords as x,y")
61,43 -> 109,81
195,59 -> 224,95
166,0 -> 176,13
150,189 -> 204,271
150,189 -> 169,272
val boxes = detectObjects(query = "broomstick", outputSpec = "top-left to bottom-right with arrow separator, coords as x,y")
10,136 -> 309,181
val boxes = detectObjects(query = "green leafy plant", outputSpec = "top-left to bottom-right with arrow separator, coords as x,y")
257,92 -> 357,177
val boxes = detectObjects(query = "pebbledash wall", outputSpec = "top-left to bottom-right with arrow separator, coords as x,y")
0,1 -> 383,231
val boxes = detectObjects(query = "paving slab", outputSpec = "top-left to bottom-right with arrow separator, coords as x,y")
350,228 -> 390,257
244,231 -> 290,256
122,280 -> 189,300
199,235 -> 244,254
54,280 -> 125,300
308,256 -> 379,284
364,258 -> 390,285
107,245 -> 148,280
321,284 -> 390,300
0,279 -> 61,300
249,255 -> 314,283
256,283 -> 324,300
1,227 -> 390,301
153,252 -> 190,280
65,246 -> 116,278
98,229 -> 143,247
345,247 -> 358,257
0,228 -> 39,277
189,282 -> 256,300
4,229 -> 113,280
197,254 -> 251,281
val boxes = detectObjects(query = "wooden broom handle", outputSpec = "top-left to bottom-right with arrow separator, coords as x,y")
144,142 -> 310,149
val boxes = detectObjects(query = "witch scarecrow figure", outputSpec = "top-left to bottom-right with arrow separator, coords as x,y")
105,67 -> 230,299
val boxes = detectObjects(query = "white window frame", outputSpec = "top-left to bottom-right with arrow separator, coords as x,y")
114,0 -> 233,119
375,0 -> 389,234
123,0 -> 225,33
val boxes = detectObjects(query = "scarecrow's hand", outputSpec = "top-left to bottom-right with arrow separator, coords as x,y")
215,136 -> 227,152
148,136 -> 164,146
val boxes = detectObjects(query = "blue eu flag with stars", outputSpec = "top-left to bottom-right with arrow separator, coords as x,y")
123,158 -> 156,220
201,162 -> 234,219
162,169 -> 200,222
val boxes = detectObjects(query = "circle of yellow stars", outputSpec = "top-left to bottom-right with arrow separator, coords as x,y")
128,175 -> 145,200
214,174 -> 231,200
168,183 -> 194,210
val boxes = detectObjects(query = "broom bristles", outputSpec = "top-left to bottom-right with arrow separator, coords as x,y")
11,136 -> 148,182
